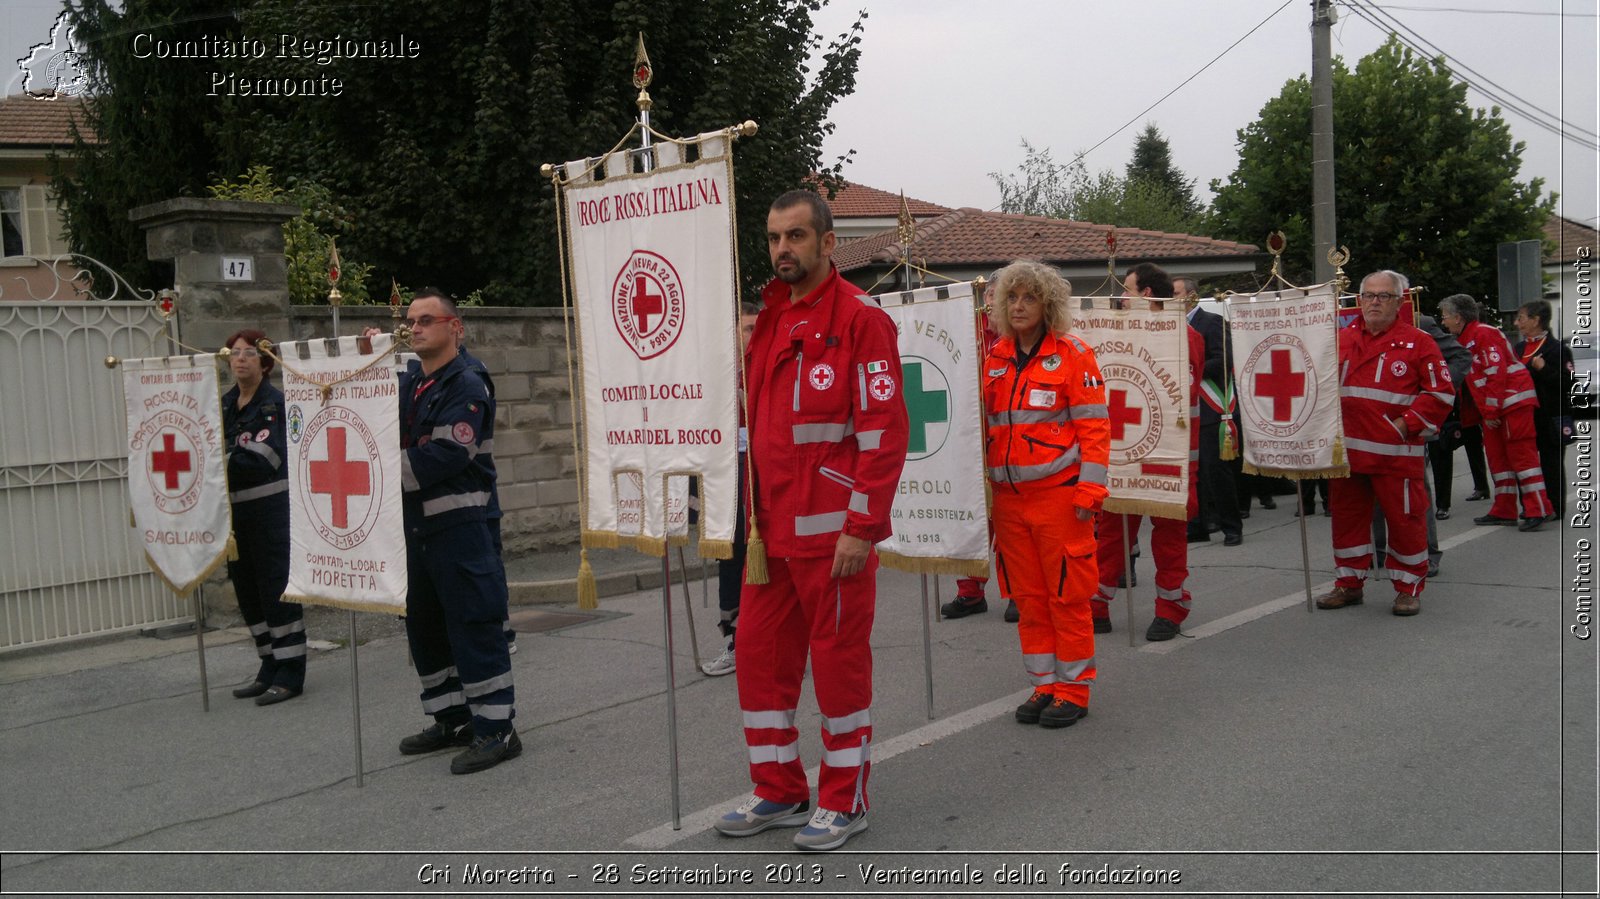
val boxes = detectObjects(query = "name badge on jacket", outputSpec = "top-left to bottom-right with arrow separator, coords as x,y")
1028,388 -> 1056,408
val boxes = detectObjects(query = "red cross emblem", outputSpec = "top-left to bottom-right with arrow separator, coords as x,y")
1100,363 -> 1162,464
299,406 -> 383,550
1240,334 -> 1318,438
1108,388 -> 1143,441
1254,348 -> 1307,422
309,426 -> 371,530
151,432 -> 192,491
611,250 -> 686,360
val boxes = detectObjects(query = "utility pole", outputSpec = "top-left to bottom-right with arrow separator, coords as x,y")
1311,0 -> 1338,283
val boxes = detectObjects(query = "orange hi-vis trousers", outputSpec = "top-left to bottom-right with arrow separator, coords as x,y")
992,484 -> 1097,706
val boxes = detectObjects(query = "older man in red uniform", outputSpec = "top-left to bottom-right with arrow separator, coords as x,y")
713,190 -> 908,852
1320,270 -> 1455,616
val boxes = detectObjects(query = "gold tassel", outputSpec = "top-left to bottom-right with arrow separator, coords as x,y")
576,548 -> 599,610
1331,435 -> 1347,467
744,517 -> 770,585
226,534 -> 239,562
1220,427 -> 1238,462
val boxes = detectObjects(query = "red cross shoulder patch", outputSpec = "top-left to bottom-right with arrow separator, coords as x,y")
452,422 -> 476,445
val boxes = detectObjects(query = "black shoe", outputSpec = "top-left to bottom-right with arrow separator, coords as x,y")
1092,617 -> 1113,634
1427,558 -> 1441,578
1145,616 -> 1181,642
1294,505 -> 1314,517
231,680 -> 270,699
1465,490 -> 1490,501
940,596 -> 987,619
1518,515 -> 1547,532
254,685 -> 301,706
1187,530 -> 1210,543
1015,689 -> 1054,724
1435,508 -> 1451,520
1238,509 -> 1251,519
451,729 -> 522,775
1003,600 -> 1019,623
399,721 -> 474,755
1223,533 -> 1243,547
1259,496 -> 1277,510
1039,698 -> 1088,728
1474,514 -> 1517,527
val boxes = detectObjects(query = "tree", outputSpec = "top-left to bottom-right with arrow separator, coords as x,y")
56,0 -> 864,303
1125,123 -> 1203,221
207,166 -> 373,306
1209,37 -> 1553,305
990,139 -> 1203,234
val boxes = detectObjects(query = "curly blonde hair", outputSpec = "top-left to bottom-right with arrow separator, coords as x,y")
988,260 -> 1073,340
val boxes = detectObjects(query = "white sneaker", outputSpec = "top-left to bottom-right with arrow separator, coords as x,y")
712,794 -> 810,836
701,647 -> 735,676
793,806 -> 868,851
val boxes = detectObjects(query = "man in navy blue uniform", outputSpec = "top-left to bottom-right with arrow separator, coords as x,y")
393,289 -> 519,774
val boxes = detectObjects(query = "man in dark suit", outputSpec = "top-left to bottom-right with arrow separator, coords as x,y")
1177,277 -> 1243,547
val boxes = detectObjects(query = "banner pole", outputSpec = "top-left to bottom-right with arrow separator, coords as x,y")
700,557 -> 710,608
161,294 -> 213,713
660,553 -> 682,828
1121,515 -> 1136,647
1299,493 -> 1315,613
676,547 -> 702,672
325,252 -> 366,788
920,575 -> 934,720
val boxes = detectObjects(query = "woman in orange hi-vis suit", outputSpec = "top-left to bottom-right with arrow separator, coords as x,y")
982,261 -> 1111,729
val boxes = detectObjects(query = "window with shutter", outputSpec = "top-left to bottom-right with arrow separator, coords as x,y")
0,187 -> 22,258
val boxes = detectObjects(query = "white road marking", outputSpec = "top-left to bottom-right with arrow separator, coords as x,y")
623,688 -> 1032,849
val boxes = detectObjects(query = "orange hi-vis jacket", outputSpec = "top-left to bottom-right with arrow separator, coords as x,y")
1337,319 -> 1455,477
1457,319 -> 1538,425
982,331 -> 1111,511
745,266 -> 910,557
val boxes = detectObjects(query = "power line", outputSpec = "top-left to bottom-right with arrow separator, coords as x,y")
1345,1 -> 1600,148
1372,4 -> 1597,16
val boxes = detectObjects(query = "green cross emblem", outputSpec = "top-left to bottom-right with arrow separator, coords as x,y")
902,359 -> 950,458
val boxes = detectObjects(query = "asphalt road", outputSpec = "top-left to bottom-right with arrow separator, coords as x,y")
1,475 -> 1595,897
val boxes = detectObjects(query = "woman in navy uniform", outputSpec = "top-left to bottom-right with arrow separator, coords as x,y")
222,328 -> 306,705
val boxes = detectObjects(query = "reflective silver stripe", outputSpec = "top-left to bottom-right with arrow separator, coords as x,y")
1333,566 -> 1367,579
468,703 -> 514,720
855,429 -> 883,451
402,453 -> 419,491
1485,396 -> 1501,407
1389,569 -> 1424,585
1342,437 -> 1424,457
823,743 -> 869,768
849,491 -> 870,516
794,510 -> 847,536
430,424 -> 480,457
743,709 -> 797,730
230,480 -> 288,503
988,445 -> 1081,483
793,422 -> 849,444
479,438 -> 493,454
1079,461 -> 1108,486
268,620 -> 305,639
987,408 -> 1070,426
1334,544 -> 1374,559
823,709 -> 871,734
1341,386 -> 1417,405
243,441 -> 282,469
422,691 -> 466,713
248,622 -> 270,636
463,671 -> 514,697
1507,362 -> 1527,373
422,491 -> 491,516
1070,403 -> 1108,420
419,666 -> 458,689
254,645 -> 272,658
1483,365 -> 1499,375
1516,467 -> 1544,479
1504,389 -> 1537,406
272,643 -> 307,659
748,741 -> 801,765
1023,652 -> 1057,685
1425,391 -> 1454,404
1386,547 -> 1429,565
818,466 -> 855,489
1156,586 -> 1185,601
431,425 -> 455,441
1056,655 -> 1095,683
1093,585 -> 1116,602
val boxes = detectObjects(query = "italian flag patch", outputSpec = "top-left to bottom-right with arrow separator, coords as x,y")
866,360 -> 889,374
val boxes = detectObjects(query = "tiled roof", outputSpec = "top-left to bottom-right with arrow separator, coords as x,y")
0,94 -> 95,147
812,177 -> 951,218
1544,214 -> 1597,265
834,207 -> 1261,271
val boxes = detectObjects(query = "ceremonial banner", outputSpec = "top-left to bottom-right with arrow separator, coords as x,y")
1071,299 -> 1191,519
874,283 -> 990,577
562,134 -> 740,558
122,354 -> 232,595
1227,284 -> 1348,478
279,335 -> 407,613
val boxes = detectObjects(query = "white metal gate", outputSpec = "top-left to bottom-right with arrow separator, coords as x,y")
1,277 -> 179,650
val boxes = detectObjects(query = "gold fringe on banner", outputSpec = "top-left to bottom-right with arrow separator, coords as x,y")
1242,462 -> 1351,480
576,548 -> 599,610
282,593 -> 408,616
144,539 -> 234,599
1102,498 -> 1188,521
633,535 -> 668,558
877,551 -> 990,578
744,519 -> 770,585
696,538 -> 734,562
581,529 -> 622,550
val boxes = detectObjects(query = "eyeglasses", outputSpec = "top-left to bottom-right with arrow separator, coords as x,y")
405,314 -> 458,328
1359,292 -> 1400,302
231,347 -> 260,359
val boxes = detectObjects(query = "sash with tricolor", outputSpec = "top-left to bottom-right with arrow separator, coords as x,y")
1069,298 -> 1192,520
1200,376 -> 1239,460
873,282 -> 990,577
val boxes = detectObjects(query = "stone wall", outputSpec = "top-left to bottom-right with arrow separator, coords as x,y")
289,305 -> 581,552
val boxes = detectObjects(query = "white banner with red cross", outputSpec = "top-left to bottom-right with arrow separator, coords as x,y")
1226,284 -> 1349,479
278,335 -> 407,613
1070,299 -> 1191,520
121,354 -> 233,596
561,135 -> 741,559
870,283 -> 990,577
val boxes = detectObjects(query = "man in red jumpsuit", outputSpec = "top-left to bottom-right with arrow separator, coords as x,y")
1092,263 -> 1204,642
712,190 -> 908,852
1319,270 -> 1455,616
1438,293 -> 1553,531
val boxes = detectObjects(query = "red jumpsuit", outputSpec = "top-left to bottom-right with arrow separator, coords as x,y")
738,265 -> 908,815
983,332 -> 1110,706
1458,320 -> 1551,521
1093,325 -> 1204,626
1332,319 -> 1455,596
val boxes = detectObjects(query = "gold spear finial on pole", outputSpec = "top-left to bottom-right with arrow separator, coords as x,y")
327,238 -> 343,306
633,33 -> 653,114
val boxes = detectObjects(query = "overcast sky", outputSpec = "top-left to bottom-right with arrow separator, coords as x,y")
5,0 -> 1596,235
